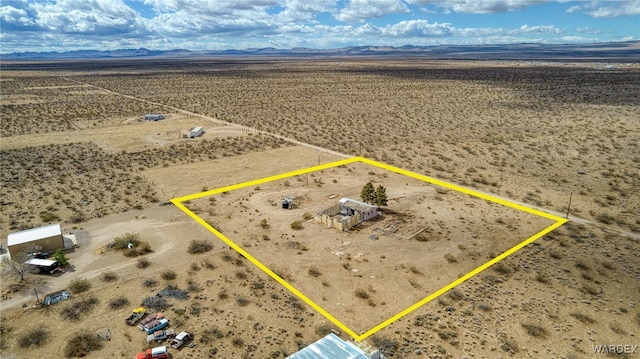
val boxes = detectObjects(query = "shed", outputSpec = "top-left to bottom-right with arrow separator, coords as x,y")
7,224 -> 64,258
287,333 -> 371,359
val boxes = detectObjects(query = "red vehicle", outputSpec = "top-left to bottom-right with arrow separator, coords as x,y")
135,346 -> 168,359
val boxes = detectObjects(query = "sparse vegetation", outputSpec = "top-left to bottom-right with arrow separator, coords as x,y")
354,288 -> 370,300
570,312 -> 596,324
64,332 -> 104,357
60,296 -> 99,321
521,323 -> 548,338
18,328 -> 48,348
136,257 -> 151,269
308,266 -> 322,277
188,239 -> 214,254
68,277 -> 91,294
100,271 -> 118,282
108,296 -> 130,310
290,221 -> 304,230
160,269 -> 177,281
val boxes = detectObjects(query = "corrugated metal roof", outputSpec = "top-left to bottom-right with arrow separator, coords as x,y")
287,334 -> 368,359
7,223 -> 62,246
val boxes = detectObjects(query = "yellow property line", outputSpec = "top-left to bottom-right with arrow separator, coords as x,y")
172,156 -> 567,341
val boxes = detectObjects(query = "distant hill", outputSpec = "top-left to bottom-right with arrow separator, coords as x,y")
2,41 -> 639,61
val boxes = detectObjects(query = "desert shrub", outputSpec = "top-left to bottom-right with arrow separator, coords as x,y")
370,335 -> 399,356
160,270 -> 177,281
635,312 -> 640,327
290,221 -> 303,230
100,271 -> 118,282
235,271 -> 247,280
493,262 -> 511,275
315,324 -> 335,336
308,266 -> 322,277
415,233 -> 429,242
142,278 -> 158,287
521,323 -> 548,338
141,296 -> 169,311
113,233 -> 140,250
68,277 -> 91,294
232,337 -> 244,347
109,296 -> 129,310
570,312 -> 595,324
60,297 -> 99,321
236,297 -> 250,307
595,213 -> 615,224
188,239 -> 213,254
536,272 -> 550,284
218,291 -> 229,300
64,332 -> 103,357
444,253 -> 457,263
136,257 -> 151,269
260,219 -> 270,229
302,212 -> 313,220
575,260 -> 590,271
354,288 -> 370,300
251,281 -> 264,290
124,241 -> 152,257
477,302 -> 492,311
200,327 -> 225,343
581,284 -> 599,295
18,328 -> 48,348
201,259 -> 215,269
409,266 -> 422,275
446,288 -> 464,301
190,262 -> 200,271
610,321 -> 625,335
157,285 -> 189,300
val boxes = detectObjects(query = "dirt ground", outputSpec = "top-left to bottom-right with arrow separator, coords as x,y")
1,60 -> 639,358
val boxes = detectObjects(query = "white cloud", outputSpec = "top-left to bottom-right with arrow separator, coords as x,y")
566,0 -> 640,18
335,0 -> 408,22
406,0 -> 548,14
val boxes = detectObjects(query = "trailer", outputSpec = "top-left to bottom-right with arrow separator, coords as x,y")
189,126 -> 203,138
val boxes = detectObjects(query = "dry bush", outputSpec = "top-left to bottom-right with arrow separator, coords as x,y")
60,296 -> 99,321
140,296 -> 169,312
18,328 -> 48,348
68,277 -> 91,294
188,239 -> 213,254
308,266 -> 322,277
290,221 -> 304,230
354,288 -> 370,300
100,271 -> 118,282
160,269 -> 177,281
136,257 -> 151,269
64,332 -> 104,357
108,296 -> 130,310
142,278 -> 158,287
570,312 -> 595,324
521,323 -> 548,338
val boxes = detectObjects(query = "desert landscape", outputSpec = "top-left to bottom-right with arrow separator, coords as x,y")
1,58 -> 639,358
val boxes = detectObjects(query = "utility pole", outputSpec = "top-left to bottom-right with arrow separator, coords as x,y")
565,191 -> 573,219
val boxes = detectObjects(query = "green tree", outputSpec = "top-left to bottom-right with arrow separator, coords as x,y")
373,185 -> 388,206
360,182 -> 375,204
52,248 -> 69,267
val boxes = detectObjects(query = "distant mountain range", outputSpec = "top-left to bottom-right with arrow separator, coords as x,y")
2,41 -> 639,61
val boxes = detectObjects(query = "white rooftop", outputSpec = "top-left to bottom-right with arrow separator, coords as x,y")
7,224 -> 62,246
287,334 -> 368,359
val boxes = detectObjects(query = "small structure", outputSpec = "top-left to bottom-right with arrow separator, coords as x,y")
287,333 -> 380,359
282,197 -> 294,209
316,198 -> 379,231
145,114 -> 165,121
7,224 -> 64,258
189,126 -> 203,138
25,258 -> 60,274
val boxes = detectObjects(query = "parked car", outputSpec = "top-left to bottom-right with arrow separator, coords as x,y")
170,331 -> 193,349
126,307 -> 146,326
146,328 -> 176,343
144,318 -> 169,334
135,346 -> 168,359
137,312 -> 164,331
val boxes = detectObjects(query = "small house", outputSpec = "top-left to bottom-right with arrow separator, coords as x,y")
7,224 -> 64,258
144,114 -> 165,121
316,198 -> 379,231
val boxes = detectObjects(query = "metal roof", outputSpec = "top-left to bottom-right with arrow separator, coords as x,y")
7,224 -> 62,246
287,334 -> 368,359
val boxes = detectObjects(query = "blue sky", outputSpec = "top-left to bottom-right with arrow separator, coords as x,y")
1,0 -> 638,53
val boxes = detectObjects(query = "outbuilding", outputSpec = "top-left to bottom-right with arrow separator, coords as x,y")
7,223 -> 64,258
287,333 -> 381,359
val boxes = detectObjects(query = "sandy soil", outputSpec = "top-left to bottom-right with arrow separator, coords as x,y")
1,60 -> 638,359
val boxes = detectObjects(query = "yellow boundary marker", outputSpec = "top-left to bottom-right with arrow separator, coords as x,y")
171,156 -> 567,341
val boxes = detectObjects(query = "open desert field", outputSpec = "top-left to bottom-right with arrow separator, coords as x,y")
1,59 -> 639,358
